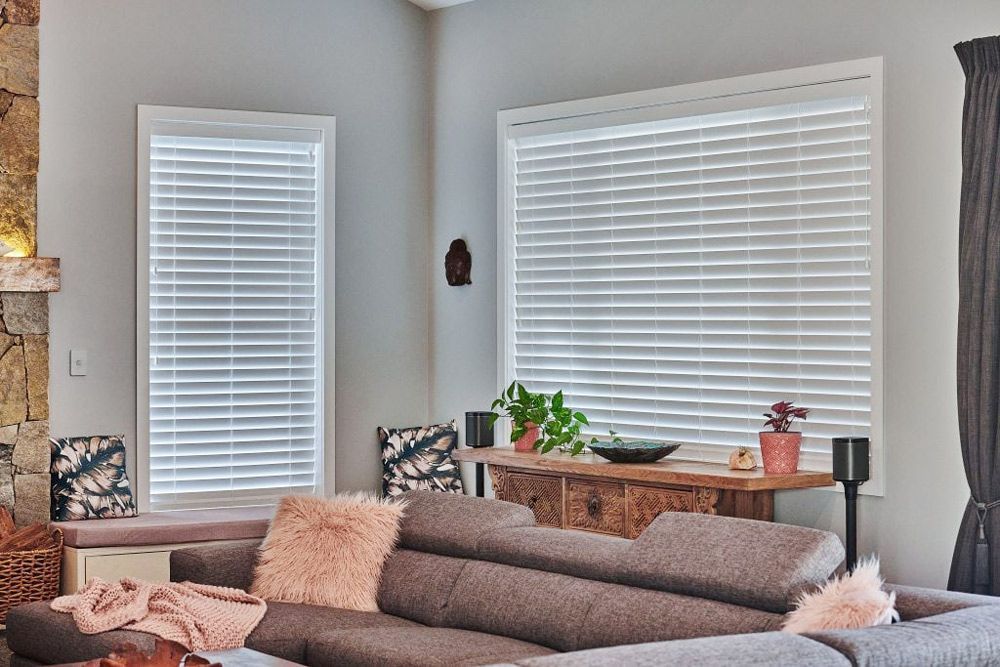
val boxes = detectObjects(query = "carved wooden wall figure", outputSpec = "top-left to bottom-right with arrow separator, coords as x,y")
445,238 -> 472,286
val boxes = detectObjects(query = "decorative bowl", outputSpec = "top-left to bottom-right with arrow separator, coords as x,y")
588,440 -> 682,463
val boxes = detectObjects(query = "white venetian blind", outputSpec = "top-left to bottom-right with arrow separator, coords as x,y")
509,96 -> 871,460
147,121 -> 323,511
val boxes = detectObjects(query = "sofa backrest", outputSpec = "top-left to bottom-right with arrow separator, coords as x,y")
394,491 -> 844,613
396,489 -> 534,557
803,604 -> 1000,666
508,631 -> 853,667
623,511 -> 845,613
502,604 -> 1000,666
381,491 -> 845,651
887,583 -> 1000,620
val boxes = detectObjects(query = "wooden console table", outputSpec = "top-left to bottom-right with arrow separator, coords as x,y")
453,448 -> 833,538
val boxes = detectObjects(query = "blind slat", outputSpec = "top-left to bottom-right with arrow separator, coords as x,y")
507,95 -> 872,458
148,130 -> 323,511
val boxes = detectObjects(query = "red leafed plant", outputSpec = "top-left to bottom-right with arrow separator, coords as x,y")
762,401 -> 809,433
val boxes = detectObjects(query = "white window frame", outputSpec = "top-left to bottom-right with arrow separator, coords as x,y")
497,58 -> 884,495
136,105 -> 336,512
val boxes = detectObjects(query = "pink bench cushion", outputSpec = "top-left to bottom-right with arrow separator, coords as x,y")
55,506 -> 274,548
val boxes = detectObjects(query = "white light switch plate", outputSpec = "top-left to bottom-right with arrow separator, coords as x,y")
70,349 -> 87,376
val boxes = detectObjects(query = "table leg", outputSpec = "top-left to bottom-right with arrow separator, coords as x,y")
475,462 -> 485,498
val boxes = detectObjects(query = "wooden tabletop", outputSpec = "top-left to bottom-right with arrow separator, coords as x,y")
453,447 -> 834,491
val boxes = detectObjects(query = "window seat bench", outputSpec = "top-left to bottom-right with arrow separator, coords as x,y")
56,506 -> 274,594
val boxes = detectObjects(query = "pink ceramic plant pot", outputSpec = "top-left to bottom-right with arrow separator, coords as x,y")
514,421 -> 542,452
758,431 -> 802,474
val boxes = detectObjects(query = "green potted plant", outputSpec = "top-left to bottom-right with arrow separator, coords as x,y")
759,400 -> 810,473
488,382 -> 590,455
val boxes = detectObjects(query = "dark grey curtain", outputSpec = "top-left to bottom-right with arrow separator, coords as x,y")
950,36 -> 1000,595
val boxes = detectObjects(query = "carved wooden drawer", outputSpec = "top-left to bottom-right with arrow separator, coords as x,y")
626,484 -> 694,538
566,479 -> 625,536
506,472 -> 563,527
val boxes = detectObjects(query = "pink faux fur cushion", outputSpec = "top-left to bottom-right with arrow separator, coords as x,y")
783,558 -> 899,633
250,493 -> 406,611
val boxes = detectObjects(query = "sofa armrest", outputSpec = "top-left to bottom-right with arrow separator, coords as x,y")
169,538 -> 262,590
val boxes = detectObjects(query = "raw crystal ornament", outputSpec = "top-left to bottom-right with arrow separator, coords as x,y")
728,446 -> 758,470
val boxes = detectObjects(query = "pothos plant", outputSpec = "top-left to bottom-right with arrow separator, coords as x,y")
590,428 -> 624,446
488,382 -> 591,455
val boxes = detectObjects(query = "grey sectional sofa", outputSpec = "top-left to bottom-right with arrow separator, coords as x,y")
8,491 -> 1000,666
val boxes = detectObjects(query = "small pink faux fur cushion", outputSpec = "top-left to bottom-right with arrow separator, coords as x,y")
783,557 -> 898,633
250,493 -> 406,611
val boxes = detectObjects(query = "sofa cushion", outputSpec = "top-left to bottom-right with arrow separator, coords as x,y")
623,512 -> 843,613
6,600 -> 156,665
57,506 -> 273,548
250,493 -> 405,611
887,583 -> 1000,620
475,526 -> 630,585
245,601 -> 422,662
397,490 -> 534,558
510,632 -> 851,666
171,538 -> 263,590
578,584 -> 783,650
443,560 -> 598,651
442,559 -> 782,653
378,420 -> 464,496
804,604 -> 1000,666
50,434 -> 138,521
306,627 -> 557,667
11,656 -> 44,667
378,548 -> 469,626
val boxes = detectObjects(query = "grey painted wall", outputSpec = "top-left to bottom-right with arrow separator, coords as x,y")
427,0 -> 1000,588
39,0 -> 431,494
35,0 -> 1000,589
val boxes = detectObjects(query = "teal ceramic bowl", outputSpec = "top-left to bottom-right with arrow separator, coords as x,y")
588,440 -> 681,463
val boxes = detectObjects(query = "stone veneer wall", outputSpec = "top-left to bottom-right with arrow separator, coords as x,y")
0,291 -> 47,526
0,0 -> 38,257
0,0 -> 42,527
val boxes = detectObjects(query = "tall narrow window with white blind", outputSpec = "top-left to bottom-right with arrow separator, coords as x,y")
137,106 -> 335,511
499,60 -> 883,489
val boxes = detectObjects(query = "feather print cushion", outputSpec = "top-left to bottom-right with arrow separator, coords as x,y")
49,434 -> 138,520
377,420 -> 464,497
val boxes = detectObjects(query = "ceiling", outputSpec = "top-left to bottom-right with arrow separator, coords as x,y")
408,0 -> 476,10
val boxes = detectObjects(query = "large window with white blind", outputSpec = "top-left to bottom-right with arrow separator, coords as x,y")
499,59 -> 884,491
137,106 -> 335,511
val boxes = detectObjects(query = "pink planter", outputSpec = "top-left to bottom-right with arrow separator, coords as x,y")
514,421 -> 542,452
759,431 -> 802,474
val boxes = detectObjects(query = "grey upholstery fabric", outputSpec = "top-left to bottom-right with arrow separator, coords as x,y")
307,627 -> 556,667
398,490 -> 535,558
378,548 -> 469,626
245,602 -> 422,662
578,585 -> 783,649
10,656 -> 43,667
444,560 -> 599,651
443,558 -> 782,653
951,35 -> 1000,596
57,506 -> 273,548
10,491 -> 1000,667
510,632 -> 851,667
170,538 -> 263,590
475,526 -> 629,584
889,583 -> 1000,620
6,600 -> 157,664
624,512 -> 843,612
806,604 -> 1000,667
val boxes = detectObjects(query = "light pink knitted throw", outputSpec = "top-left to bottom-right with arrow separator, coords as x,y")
51,578 -> 267,651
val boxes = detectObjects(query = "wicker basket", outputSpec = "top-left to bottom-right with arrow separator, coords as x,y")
0,528 -> 63,623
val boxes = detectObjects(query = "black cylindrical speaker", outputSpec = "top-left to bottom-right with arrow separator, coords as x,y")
832,437 -> 870,482
465,411 -> 495,448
